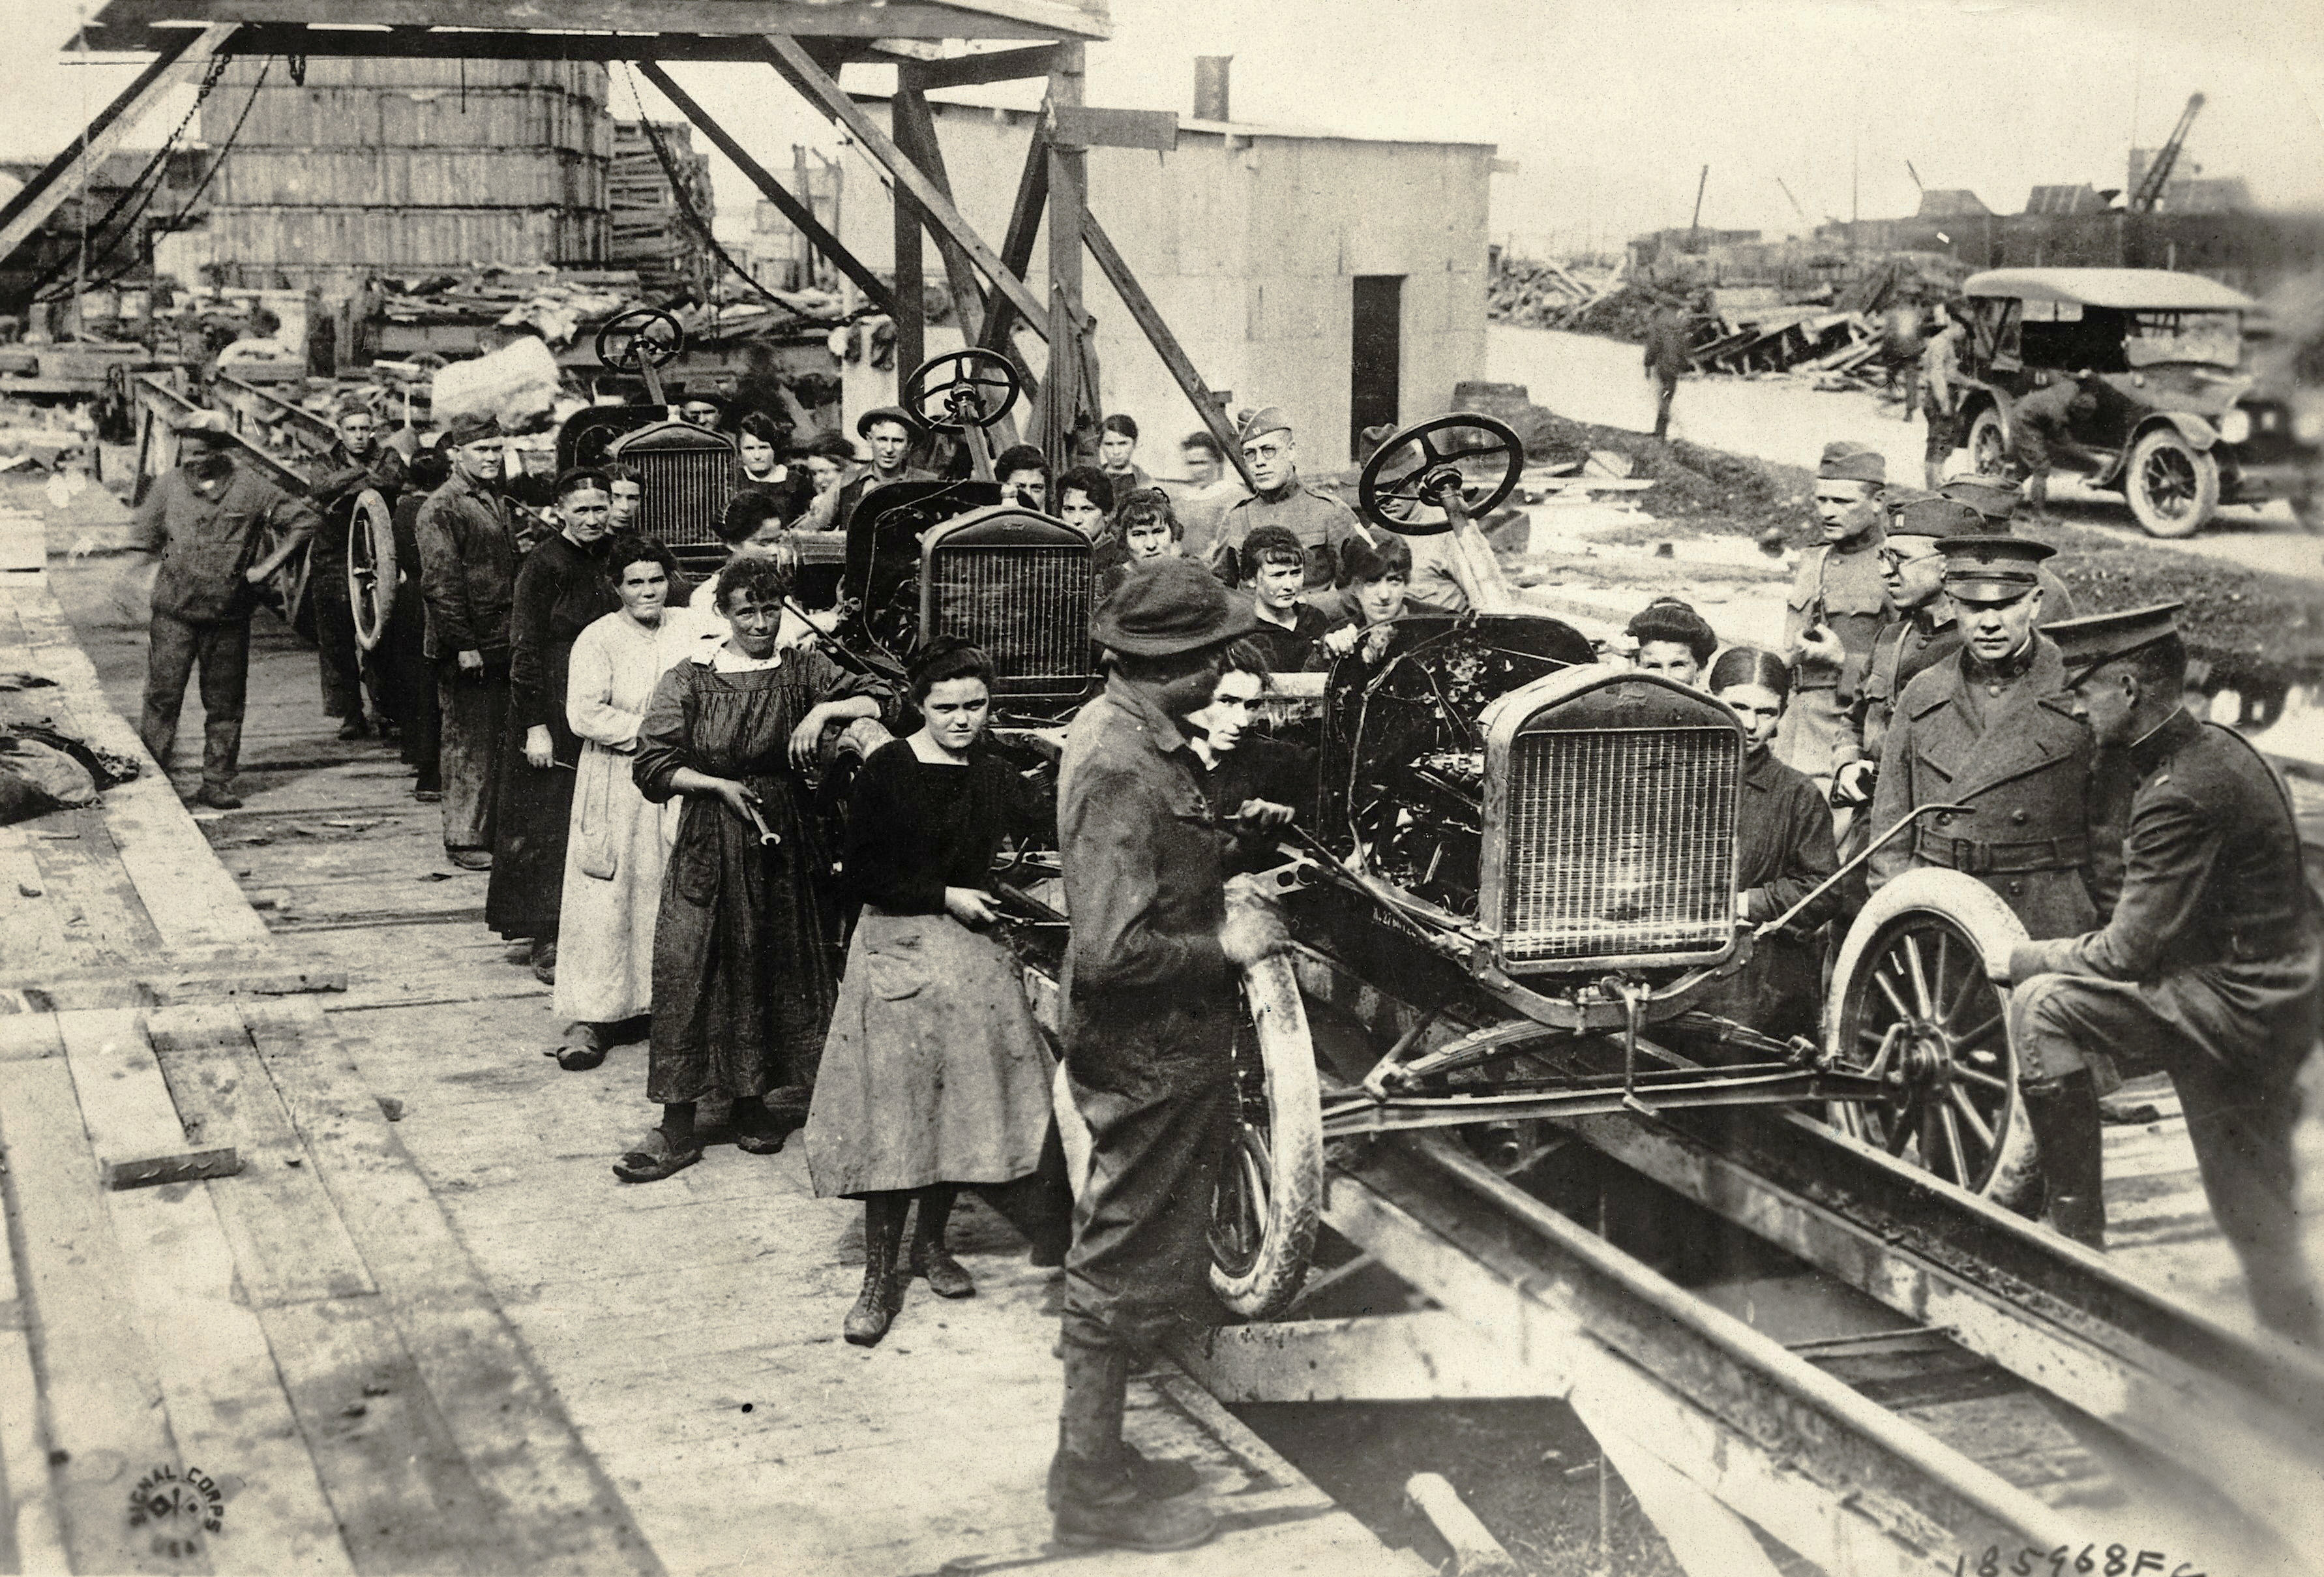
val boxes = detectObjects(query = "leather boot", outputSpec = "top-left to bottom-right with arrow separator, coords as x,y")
844,1194 -> 908,1346
2020,1072 -> 2106,1250
910,1186 -> 975,1299
1047,1341 -> 1215,1550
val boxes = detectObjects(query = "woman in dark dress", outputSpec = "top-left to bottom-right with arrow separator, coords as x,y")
486,468 -> 619,972
1693,647 -> 1839,1042
618,554 -> 891,1184
805,639 -> 1056,1345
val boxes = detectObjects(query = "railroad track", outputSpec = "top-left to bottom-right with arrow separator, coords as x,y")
1248,946 -> 2323,1576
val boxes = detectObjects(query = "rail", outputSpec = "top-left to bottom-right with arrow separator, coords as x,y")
130,374 -> 312,496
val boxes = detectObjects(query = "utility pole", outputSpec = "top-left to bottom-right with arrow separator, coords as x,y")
1776,177 -> 1807,228
1905,159 -> 1925,196
1688,164 -> 1708,250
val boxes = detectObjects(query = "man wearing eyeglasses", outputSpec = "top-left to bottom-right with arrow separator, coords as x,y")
1208,406 -> 1365,596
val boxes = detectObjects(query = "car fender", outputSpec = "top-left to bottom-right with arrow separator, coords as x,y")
2134,410 -> 2221,453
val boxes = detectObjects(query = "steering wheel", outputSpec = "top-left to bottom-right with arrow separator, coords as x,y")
593,307 -> 685,376
1356,413 -> 1524,536
902,348 -> 1022,434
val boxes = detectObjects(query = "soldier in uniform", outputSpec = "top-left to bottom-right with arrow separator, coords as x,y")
1778,441 -> 1890,800
1833,495 -> 1985,816
1939,474 -> 2079,619
1868,533 -> 2120,941
1208,406 -> 1365,595
2003,606 -> 2321,1341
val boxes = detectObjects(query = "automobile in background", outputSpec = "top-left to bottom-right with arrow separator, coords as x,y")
1954,266 -> 2324,537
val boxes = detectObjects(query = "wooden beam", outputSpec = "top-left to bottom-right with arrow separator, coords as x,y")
762,33 -> 1048,336
891,83 -> 989,345
89,2 -> 1082,44
1045,43 -> 1088,451
1171,1312 -> 1564,1404
1050,105 -> 1178,152
1080,205 -> 1257,490
0,25 -> 233,271
900,42 -> 1060,89
976,123 -> 1048,365
890,102 -> 926,382
635,60 -> 894,315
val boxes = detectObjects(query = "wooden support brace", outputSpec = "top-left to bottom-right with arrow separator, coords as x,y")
975,127 -> 1050,404
762,33 -> 1049,335
1570,1386 -> 1789,1577
892,84 -> 991,339
635,60 -> 895,316
0,26 -> 235,269
902,43 -> 1062,90
1080,207 -> 1257,490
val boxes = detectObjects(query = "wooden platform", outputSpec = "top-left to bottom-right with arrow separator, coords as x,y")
3,533 -> 1422,1574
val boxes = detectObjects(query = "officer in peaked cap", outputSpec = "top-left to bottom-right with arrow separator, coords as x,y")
1836,496 -> 1986,808
1208,403 -> 1367,597
1939,473 -> 2080,616
2003,606 -> 2322,1334
1778,440 -> 1890,805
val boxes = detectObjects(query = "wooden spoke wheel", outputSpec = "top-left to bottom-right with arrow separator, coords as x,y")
2126,427 -> 2219,539
345,488 -> 395,653
902,348 -> 1022,434
1356,413 -> 1524,535
1823,868 -> 2040,1207
1967,406 -> 2011,478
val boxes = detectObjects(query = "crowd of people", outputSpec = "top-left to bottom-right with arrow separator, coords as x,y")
110,379 -> 2320,1552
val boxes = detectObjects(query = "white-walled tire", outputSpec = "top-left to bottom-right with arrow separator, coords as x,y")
1823,867 -> 2041,1209
1967,406 -> 2010,477
2126,427 -> 2219,539
1048,954 -> 1324,1321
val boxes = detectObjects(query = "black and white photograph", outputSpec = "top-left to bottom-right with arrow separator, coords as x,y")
1,1 -> 2321,1572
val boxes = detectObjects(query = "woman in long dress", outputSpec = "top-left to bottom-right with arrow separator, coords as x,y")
1692,647 -> 1839,1042
488,469 -> 618,972
616,554 -> 892,1183
805,638 -> 1055,1345
548,533 -> 689,1071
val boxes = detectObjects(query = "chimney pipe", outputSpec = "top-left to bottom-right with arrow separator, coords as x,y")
1194,57 -> 1232,124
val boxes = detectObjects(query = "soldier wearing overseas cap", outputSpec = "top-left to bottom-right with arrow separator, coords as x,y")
1208,406 -> 1367,597
1776,440 -> 1890,800
1866,533 -> 2123,940
1050,558 -> 1292,1552
2001,607 -> 2323,1336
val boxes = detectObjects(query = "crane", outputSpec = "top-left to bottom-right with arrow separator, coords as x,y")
1776,177 -> 1808,227
2131,92 -> 2204,213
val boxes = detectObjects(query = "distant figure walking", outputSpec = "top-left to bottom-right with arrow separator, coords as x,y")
1644,297 -> 1696,442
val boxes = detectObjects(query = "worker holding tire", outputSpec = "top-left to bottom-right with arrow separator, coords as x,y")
2001,605 -> 2323,1341
2008,371 -> 2099,519
1051,557 -> 1289,1553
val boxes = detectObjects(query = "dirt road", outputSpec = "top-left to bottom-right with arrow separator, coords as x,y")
1486,323 -> 2323,583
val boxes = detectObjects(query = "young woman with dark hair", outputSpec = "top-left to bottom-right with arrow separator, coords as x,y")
1626,596 -> 1720,687
617,554 -> 893,1183
803,637 -> 1056,1344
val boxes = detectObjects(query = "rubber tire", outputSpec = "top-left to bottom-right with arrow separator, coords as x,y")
1965,406 -> 2010,478
1046,955 -> 1325,1322
346,488 -> 395,654
1823,867 -> 2041,1209
2125,427 -> 2219,539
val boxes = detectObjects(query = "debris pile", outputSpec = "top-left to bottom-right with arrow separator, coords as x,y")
1487,260 -> 1643,335
368,265 -> 855,349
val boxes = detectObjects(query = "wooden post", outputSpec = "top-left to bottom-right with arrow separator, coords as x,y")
891,84 -> 992,357
637,61 -> 893,315
977,127 -> 1050,408
1045,43 -> 1090,463
1080,207 -> 1255,492
891,100 -> 926,385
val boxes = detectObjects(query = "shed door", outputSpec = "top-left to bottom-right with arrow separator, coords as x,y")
1350,275 -> 1405,460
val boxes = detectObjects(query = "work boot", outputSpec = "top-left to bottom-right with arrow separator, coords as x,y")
844,1194 -> 909,1347
335,715 -> 370,742
194,783 -> 242,810
909,1186 -> 975,1299
1047,1341 -> 1216,1548
1120,1440 -> 1201,1501
2020,1072 -> 2106,1250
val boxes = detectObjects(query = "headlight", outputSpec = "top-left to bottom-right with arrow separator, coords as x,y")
2297,405 -> 2324,445
2218,409 -> 2252,445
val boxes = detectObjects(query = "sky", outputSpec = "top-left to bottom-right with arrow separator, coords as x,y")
7,0 -> 2323,258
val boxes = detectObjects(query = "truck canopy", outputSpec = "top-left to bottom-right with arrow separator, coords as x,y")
1963,268 -> 2256,312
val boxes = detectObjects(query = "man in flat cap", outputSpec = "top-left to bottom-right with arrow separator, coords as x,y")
305,399 -> 408,743
127,413 -> 321,809
1869,532 -> 2120,940
1050,558 -> 1291,1552
1210,405 -> 1366,597
414,413 -> 520,869
1778,440 -> 1890,800
2001,607 -> 2321,1336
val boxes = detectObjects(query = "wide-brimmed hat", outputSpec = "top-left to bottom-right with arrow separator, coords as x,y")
1090,557 -> 1262,657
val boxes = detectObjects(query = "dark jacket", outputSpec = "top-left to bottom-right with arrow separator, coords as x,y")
130,464 -> 320,625
1644,307 -> 1694,380
413,469 -> 520,661
1694,747 -> 1841,1039
1212,480 -> 1366,592
507,532 -> 617,753
1868,634 -> 2123,940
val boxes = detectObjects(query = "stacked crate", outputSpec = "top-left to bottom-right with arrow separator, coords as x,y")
608,119 -> 716,301
201,58 -> 612,291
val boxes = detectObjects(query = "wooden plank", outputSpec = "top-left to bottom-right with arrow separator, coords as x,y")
56,1007 -> 224,1190
890,99 -> 928,382
974,125 -> 1049,403
1173,1311 -> 1564,1404
146,1004 -> 376,1309
762,34 -> 1050,333
0,1012 -> 63,1062
0,823 -> 80,984
0,1092 -> 67,1577
892,83 -> 998,419
0,1057 -> 194,1574
902,42 -> 1060,89
1082,205 -> 1257,489
27,809 -> 166,969
90,0 -> 1088,42
237,1002 -> 663,1575
635,62 -> 895,316
104,1183 -> 357,1576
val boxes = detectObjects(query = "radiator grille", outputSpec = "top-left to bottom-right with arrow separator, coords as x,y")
928,544 -> 1092,683
629,449 -> 735,548
1500,726 -> 1738,965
